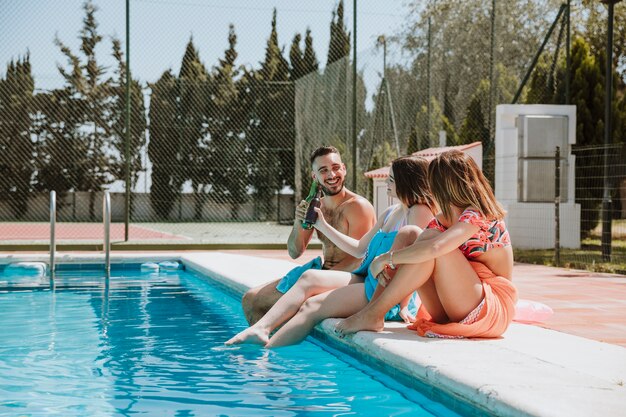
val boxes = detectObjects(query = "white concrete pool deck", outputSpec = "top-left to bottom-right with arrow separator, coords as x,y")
3,251 -> 626,417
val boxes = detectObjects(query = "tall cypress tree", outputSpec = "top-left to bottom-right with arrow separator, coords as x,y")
258,9 -> 290,81
289,33 -> 305,81
110,38 -> 147,198
211,24 -> 247,219
322,0 -> 352,165
327,0 -> 351,66
178,37 -> 210,220
458,80 -> 489,146
54,0 -> 112,220
32,84 -> 89,221
303,28 -> 319,75
0,55 -> 35,217
148,70 -> 179,219
568,38 -> 623,236
252,8 -> 292,220
290,28 -> 319,81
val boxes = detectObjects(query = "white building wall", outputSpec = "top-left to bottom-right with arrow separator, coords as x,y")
495,104 -> 580,249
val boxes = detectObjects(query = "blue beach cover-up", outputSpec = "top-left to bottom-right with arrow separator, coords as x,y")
276,256 -> 323,294
351,229 -> 418,321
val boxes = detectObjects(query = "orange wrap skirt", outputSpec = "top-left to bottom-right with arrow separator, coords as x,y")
408,261 -> 518,338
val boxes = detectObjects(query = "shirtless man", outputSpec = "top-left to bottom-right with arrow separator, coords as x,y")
241,146 -> 376,324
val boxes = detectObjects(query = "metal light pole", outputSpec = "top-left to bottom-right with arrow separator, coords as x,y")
600,0 -> 622,261
351,0 -> 357,192
565,0 -> 571,104
427,15 -> 432,147
378,35 -> 387,165
124,0 -> 131,241
488,0 -> 496,146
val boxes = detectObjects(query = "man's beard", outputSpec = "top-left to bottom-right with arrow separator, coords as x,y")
320,179 -> 344,196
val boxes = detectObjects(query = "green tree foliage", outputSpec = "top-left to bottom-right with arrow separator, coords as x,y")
400,0 -> 563,166
289,33 -> 305,80
327,0 -> 351,66
525,54 -> 559,104
0,55 -> 35,217
289,30 -> 319,81
570,38 -> 610,235
369,141 -> 399,173
53,0 -> 114,220
323,0 -> 352,137
291,30 -> 322,202
579,0 -> 626,73
526,36 -> 626,235
414,97 -> 458,150
251,8 -> 293,220
148,70 -> 179,219
210,24 -> 248,220
303,29 -> 319,76
571,40 -> 626,235
32,88 -> 88,222
178,37 -> 211,220
406,127 -> 419,155
379,65 -> 420,155
494,63 -> 519,105
458,80 -> 490,146
110,38 -> 147,198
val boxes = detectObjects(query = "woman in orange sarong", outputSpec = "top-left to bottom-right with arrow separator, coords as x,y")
335,150 -> 518,339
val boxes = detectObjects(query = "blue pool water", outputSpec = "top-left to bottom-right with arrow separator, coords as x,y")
0,264 -> 460,416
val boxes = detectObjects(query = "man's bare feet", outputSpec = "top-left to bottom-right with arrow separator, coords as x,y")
334,311 -> 385,336
225,325 -> 270,346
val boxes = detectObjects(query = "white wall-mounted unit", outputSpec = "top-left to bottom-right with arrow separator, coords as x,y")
495,104 -> 580,249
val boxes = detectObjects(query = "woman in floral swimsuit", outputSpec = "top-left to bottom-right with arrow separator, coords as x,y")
336,150 -> 518,339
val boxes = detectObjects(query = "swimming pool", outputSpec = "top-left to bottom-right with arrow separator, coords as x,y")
0,263 -> 461,416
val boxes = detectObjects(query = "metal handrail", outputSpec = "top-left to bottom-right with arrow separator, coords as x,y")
50,191 -> 56,277
103,191 -> 111,272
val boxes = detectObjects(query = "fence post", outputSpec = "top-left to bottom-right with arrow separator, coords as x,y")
555,146 -> 561,267
351,0 -> 357,192
124,0 -> 131,241
601,0 -> 620,262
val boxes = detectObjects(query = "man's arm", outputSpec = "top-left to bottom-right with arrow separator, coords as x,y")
328,198 -> 376,271
287,199 -> 315,259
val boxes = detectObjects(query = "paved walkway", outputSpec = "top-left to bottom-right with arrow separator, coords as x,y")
219,249 -> 626,348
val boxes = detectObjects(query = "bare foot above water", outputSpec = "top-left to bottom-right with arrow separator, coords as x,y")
225,326 -> 270,346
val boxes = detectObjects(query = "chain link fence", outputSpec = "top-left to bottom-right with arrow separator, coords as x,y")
0,0 -> 625,269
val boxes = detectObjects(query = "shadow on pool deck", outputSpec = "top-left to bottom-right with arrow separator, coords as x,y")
219,249 -> 626,348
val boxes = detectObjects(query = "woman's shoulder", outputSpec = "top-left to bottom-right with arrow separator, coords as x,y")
380,204 -> 403,228
458,207 -> 493,229
407,203 -> 434,229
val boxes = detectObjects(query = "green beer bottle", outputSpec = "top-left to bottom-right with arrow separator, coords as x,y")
302,181 -> 321,229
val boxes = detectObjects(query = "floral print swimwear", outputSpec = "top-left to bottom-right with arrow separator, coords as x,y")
426,208 -> 511,258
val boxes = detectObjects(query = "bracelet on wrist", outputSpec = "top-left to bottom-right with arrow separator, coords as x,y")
388,251 -> 396,270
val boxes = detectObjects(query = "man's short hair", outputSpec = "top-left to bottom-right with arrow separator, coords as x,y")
310,145 -> 340,165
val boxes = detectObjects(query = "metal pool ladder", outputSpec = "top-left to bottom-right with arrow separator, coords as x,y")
50,191 -> 56,276
103,191 -> 111,272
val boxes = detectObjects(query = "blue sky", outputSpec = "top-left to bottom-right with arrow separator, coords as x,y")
0,0 -> 409,193
1,0 -> 408,90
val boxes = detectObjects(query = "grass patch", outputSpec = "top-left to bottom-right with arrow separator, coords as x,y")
514,237 -> 626,274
